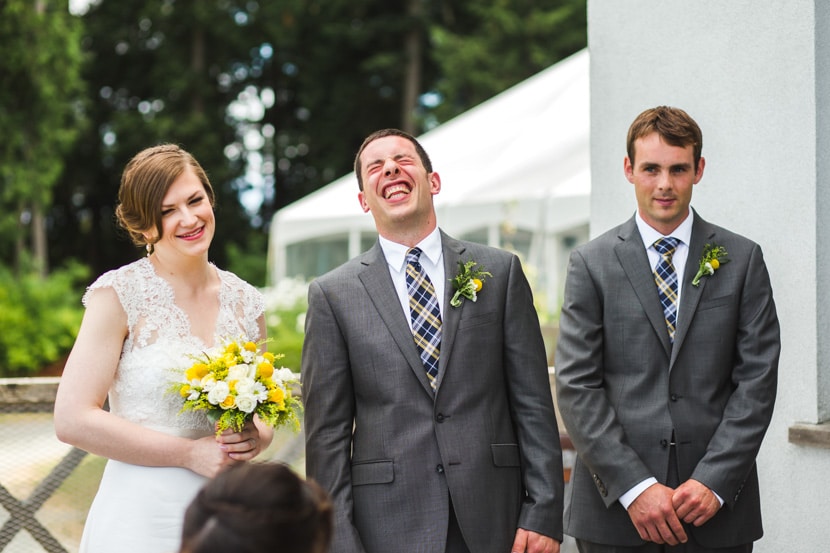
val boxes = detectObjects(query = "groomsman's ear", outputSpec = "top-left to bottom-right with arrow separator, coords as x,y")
358,192 -> 370,213
624,156 -> 635,183
694,157 -> 706,183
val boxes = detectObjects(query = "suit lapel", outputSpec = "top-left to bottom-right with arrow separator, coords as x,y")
670,214 -> 716,368
615,218 -> 673,357
435,232 -> 467,392
358,243 -> 435,396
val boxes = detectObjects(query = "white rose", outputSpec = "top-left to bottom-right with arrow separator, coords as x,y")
228,364 -> 254,381
235,394 -> 258,414
234,377 -> 257,395
207,381 -> 230,405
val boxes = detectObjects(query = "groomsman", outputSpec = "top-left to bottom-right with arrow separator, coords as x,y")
555,106 -> 780,553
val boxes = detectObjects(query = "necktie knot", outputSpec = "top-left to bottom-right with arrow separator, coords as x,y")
406,247 -> 422,265
653,237 -> 679,257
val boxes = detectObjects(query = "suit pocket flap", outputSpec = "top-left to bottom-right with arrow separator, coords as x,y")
698,294 -> 732,311
458,311 -> 498,329
351,460 -> 394,486
491,443 -> 521,467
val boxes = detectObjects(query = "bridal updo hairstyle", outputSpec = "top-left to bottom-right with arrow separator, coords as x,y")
115,144 -> 215,255
179,462 -> 333,553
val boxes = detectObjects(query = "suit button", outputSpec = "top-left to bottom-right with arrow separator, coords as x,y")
436,464 -> 445,474
436,413 -> 445,422
670,394 -> 678,401
660,439 -> 669,448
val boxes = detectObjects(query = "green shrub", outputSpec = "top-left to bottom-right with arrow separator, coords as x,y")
0,261 -> 88,376
262,278 -> 309,373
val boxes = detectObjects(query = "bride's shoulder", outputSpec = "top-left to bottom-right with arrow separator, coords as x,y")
83,258 -> 155,307
214,265 -> 253,289
215,266 -> 263,302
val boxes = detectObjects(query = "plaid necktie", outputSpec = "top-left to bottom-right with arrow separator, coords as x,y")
405,248 -> 442,389
653,237 -> 679,343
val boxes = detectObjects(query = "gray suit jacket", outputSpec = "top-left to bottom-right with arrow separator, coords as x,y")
303,231 -> 564,553
554,212 -> 780,548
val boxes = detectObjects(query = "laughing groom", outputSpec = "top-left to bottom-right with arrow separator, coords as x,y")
303,129 -> 564,553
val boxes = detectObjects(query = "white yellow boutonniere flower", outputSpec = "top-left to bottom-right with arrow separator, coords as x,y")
450,260 -> 492,307
691,243 -> 729,286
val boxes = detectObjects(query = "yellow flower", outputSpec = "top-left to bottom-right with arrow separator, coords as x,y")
692,243 -> 729,286
243,341 -> 258,352
225,342 -> 240,355
450,260 -> 492,307
268,387 -> 285,403
220,395 -> 236,409
263,351 -> 275,363
185,363 -> 209,381
257,361 -> 274,379
179,384 -> 192,398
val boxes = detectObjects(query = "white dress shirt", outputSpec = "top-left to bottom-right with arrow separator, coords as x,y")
621,209 -> 722,509
378,227 -> 445,329
620,210 -> 693,509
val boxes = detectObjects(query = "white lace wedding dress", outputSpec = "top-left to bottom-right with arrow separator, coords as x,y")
78,257 -> 265,553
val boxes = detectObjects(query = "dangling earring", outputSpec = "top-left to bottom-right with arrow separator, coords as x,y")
146,243 -> 154,256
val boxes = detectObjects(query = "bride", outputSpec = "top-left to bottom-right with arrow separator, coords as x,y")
54,144 -> 273,552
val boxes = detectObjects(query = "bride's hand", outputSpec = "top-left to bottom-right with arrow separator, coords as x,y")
188,435 -> 238,477
216,420 -> 267,461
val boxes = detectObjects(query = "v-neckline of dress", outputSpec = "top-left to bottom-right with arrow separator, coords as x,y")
142,257 -> 224,349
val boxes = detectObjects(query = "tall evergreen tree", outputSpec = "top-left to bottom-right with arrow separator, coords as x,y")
425,0 -> 587,124
0,0 -> 85,275
51,0 -> 272,275
46,0 -> 586,279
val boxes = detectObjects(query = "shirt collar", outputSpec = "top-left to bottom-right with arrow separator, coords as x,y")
635,209 -> 694,249
379,227 -> 443,272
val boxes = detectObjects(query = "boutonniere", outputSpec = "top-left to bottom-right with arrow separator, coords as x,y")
691,243 -> 729,286
449,260 -> 492,307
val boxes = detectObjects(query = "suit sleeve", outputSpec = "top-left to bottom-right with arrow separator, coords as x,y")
689,243 -> 780,505
302,280 -> 367,553
554,249 -> 655,505
503,254 -> 565,540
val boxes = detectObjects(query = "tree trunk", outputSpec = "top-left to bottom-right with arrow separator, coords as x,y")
401,0 -> 423,134
32,205 -> 48,277
191,26 -> 206,114
14,201 -> 25,276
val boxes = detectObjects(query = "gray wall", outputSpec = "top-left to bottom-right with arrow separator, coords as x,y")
588,1 -> 829,550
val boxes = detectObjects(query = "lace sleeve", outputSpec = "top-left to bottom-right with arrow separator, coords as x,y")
82,270 -> 119,308
216,268 -> 266,342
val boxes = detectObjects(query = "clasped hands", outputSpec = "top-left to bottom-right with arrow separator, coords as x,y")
511,528 -> 560,553
628,479 -> 721,545
190,420 -> 266,478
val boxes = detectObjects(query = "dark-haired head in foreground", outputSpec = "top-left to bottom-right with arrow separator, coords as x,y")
180,462 -> 332,553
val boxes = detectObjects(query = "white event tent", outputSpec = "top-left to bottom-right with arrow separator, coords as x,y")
268,49 -> 590,313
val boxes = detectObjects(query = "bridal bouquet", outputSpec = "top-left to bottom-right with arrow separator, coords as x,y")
172,339 -> 302,436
